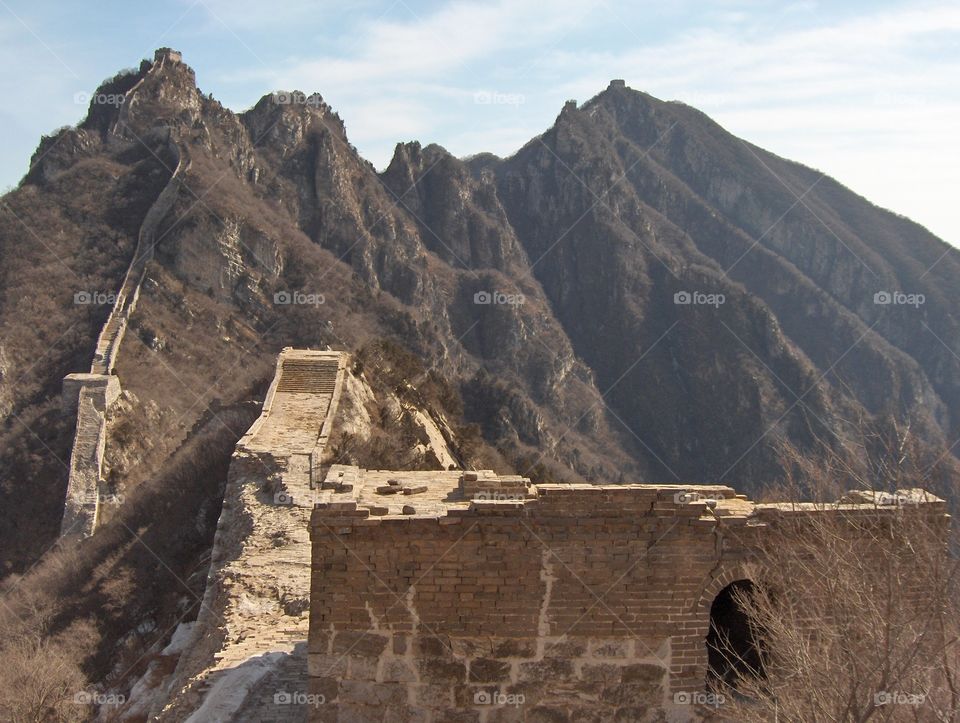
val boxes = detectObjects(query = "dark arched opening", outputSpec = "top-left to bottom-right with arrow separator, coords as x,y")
707,579 -> 766,688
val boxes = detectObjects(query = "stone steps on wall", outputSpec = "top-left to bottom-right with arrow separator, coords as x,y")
275,359 -> 339,395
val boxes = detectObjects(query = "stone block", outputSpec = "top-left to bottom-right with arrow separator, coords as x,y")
337,703 -> 387,723
414,683 -> 454,707
600,682 -> 663,706
308,655 -> 348,678
518,659 -> 573,682
332,631 -> 389,657
590,639 -> 630,658
468,658 -> 511,683
527,707 -> 571,723
621,663 -> 664,687
542,638 -> 587,658
486,706 -> 526,723
340,680 -> 406,707
310,675 -> 340,702
613,707 -> 656,722
414,635 -> 451,657
417,658 -> 466,685
491,638 -> 537,658
347,655 -> 379,680
435,710 -> 481,723
580,662 -> 621,684
384,708 -> 431,723
380,658 -> 417,682
451,638 -> 493,658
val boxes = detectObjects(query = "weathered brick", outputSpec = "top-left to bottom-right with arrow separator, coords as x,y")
381,658 -> 417,683
417,658 -> 467,685
468,658 -> 511,682
332,631 -> 389,657
518,659 -> 574,681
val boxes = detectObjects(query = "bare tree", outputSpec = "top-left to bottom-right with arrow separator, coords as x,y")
711,420 -> 960,722
0,584 -> 92,723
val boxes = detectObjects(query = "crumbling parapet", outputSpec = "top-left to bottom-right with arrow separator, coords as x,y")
458,469 -> 534,500
307,481 -> 947,721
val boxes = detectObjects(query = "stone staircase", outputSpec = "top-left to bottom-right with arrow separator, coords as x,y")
243,352 -> 345,456
275,357 -> 340,395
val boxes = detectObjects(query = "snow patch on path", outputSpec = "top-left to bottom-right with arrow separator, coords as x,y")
184,652 -> 286,723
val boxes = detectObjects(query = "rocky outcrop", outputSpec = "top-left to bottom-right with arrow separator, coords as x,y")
4,45 -> 960,573
380,141 -> 527,270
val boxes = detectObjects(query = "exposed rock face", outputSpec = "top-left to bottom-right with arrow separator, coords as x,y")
1,48 -> 959,719
2,48 -> 959,582
489,83 -> 960,483
381,141 -> 526,271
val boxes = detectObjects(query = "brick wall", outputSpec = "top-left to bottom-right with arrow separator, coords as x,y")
307,487 -> 947,722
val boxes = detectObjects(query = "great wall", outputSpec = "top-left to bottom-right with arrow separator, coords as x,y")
304,460 -> 944,721
49,50 -> 949,720
59,51 -> 189,539
152,349 -> 349,722
85,346 -> 936,722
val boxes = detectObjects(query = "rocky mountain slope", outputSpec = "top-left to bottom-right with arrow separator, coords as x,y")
1,49 -> 959,712
3,49 -> 960,571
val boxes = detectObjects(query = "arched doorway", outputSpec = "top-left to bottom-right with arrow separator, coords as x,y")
706,579 -> 766,688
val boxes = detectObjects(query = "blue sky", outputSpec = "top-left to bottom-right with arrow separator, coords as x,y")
1,0 -> 958,245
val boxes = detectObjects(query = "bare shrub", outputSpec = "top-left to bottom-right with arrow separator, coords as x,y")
714,422 -> 960,722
